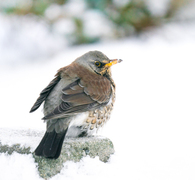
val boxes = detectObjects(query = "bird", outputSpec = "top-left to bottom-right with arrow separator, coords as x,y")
30,50 -> 122,159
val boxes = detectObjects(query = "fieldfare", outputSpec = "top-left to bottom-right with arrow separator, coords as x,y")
30,51 -> 122,159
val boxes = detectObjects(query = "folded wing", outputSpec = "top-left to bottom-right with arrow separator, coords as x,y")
42,76 -> 112,120
30,76 -> 61,113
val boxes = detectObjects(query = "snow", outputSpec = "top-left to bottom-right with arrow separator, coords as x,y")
61,0 -> 87,17
0,128 -> 43,150
146,0 -> 170,16
82,10 -> 114,39
0,14 -> 66,65
174,0 -> 195,20
1,20 -> 195,179
44,3 -> 62,21
0,153 -> 41,180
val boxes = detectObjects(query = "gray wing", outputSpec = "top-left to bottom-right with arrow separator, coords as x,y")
30,76 -> 61,113
42,78 -> 111,120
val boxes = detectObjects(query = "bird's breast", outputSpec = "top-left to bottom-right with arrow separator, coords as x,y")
66,89 -> 115,137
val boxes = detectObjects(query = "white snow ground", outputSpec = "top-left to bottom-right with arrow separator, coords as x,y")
0,21 -> 195,180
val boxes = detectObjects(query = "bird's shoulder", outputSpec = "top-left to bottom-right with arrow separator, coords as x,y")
56,62 -> 112,103
57,63 -> 111,88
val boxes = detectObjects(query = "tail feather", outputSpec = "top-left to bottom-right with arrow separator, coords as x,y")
35,129 -> 67,159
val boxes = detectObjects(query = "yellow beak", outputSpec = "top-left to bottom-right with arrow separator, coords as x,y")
105,59 -> 123,67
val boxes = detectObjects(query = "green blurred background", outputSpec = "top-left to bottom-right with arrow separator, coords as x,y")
1,0 -> 194,45
0,0 -> 195,65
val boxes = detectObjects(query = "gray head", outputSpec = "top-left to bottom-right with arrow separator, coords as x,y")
75,50 -> 122,76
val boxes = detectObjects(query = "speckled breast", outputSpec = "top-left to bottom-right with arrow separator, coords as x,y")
80,90 -> 115,135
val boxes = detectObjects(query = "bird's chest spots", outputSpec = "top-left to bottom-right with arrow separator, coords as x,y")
82,92 -> 115,133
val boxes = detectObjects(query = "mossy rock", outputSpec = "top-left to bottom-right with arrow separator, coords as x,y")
0,129 -> 114,179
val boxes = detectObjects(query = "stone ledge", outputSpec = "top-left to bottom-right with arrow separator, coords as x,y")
0,129 -> 114,179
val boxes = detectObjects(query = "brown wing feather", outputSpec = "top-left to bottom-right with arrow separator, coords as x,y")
42,63 -> 112,120
62,93 -> 94,105
76,64 -> 111,103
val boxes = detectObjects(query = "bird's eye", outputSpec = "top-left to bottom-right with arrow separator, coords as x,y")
95,61 -> 102,67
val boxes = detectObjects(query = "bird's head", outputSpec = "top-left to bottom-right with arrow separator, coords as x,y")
75,50 -> 122,76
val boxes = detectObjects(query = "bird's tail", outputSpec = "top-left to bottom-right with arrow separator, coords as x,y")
35,129 -> 68,159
